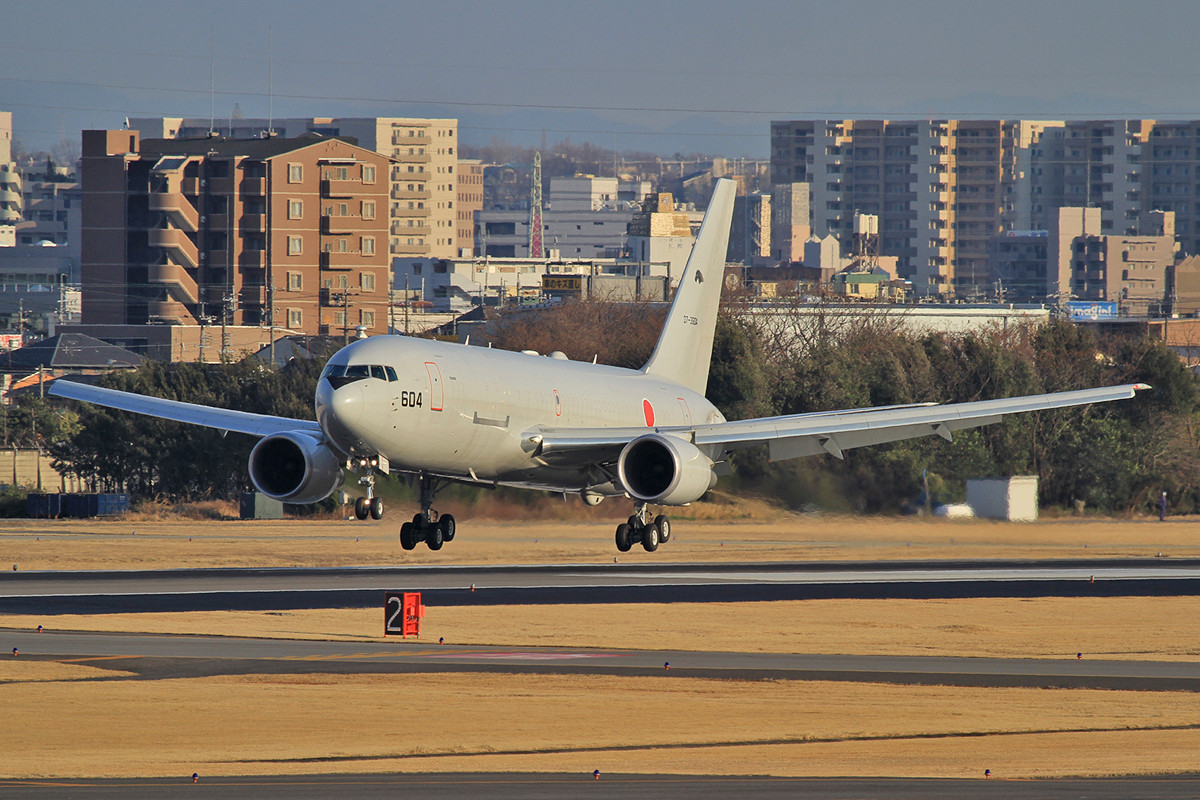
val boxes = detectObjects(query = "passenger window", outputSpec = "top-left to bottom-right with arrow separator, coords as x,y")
370,365 -> 387,381
345,364 -> 370,378
385,366 -> 398,382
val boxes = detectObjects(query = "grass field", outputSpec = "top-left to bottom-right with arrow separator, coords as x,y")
3,514 -> 1199,779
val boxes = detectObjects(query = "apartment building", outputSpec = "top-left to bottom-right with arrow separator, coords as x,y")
0,111 -> 19,225
130,116 -> 461,259
79,129 -> 391,339
771,119 -> 1060,297
728,193 -> 771,264
477,176 -> 635,259
456,159 -> 484,258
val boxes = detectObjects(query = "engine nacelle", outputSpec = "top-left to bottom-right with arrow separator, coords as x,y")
617,434 -> 716,506
248,431 -> 344,505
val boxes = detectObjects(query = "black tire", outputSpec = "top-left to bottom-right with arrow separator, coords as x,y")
369,497 -> 384,520
399,522 -> 417,550
641,522 -> 660,552
412,513 -> 424,527
354,496 -> 369,520
615,523 -> 633,552
627,514 -> 642,530
427,524 -> 444,550
654,515 -> 671,543
439,514 -> 456,542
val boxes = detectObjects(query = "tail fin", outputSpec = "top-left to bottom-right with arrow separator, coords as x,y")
640,178 -> 735,395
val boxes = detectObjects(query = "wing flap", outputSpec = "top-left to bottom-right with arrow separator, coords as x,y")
48,380 -> 321,438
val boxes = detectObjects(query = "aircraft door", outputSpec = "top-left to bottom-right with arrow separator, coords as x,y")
677,397 -> 693,425
425,362 -> 444,411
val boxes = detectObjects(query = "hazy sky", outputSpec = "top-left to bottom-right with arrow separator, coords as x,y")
5,0 -> 1200,156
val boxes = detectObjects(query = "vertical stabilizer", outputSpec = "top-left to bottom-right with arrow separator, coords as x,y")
640,178 -> 735,395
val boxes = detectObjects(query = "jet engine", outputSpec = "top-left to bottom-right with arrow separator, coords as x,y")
617,434 -> 716,506
248,431 -> 344,505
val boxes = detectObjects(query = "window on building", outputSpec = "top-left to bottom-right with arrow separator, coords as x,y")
362,237 -> 375,256
288,200 -> 303,219
287,271 -> 303,290
363,165 -> 376,183
337,202 -> 349,217
361,272 -> 376,291
288,164 -> 303,183
288,237 -> 302,256
362,201 -> 375,219
361,310 -> 375,327
335,310 -> 347,326
288,308 -> 303,328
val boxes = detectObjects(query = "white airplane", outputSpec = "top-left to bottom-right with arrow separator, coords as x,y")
51,179 -> 1147,553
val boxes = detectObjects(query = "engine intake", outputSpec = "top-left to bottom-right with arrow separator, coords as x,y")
248,431 -> 344,505
617,434 -> 716,506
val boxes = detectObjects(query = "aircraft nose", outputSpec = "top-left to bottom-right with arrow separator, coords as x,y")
316,377 -> 364,432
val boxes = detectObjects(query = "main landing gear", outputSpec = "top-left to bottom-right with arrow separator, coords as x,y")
615,502 -> 671,553
399,475 -> 455,551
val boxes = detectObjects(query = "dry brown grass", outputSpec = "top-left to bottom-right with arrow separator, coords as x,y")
5,596 -> 1200,662
3,668 -> 1199,779
5,514 -> 1200,572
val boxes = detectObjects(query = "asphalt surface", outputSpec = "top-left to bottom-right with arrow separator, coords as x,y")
7,629 -> 1200,691
5,773 -> 1200,799
3,558 -> 1200,612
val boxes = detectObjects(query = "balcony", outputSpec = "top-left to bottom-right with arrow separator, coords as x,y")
149,191 -> 200,233
240,284 -> 267,306
239,250 -> 266,269
321,178 -> 357,197
390,186 -> 431,200
321,214 -> 353,234
320,249 -> 361,269
392,151 -> 431,164
392,222 -> 431,236
391,133 -> 429,146
241,178 -> 266,196
147,298 -> 196,325
146,261 -> 199,305
240,213 -> 266,232
148,228 -> 199,270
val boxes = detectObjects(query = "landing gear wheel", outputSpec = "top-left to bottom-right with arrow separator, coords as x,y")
399,522 -> 417,550
654,515 -> 671,543
641,523 -> 660,552
627,514 -> 642,530
354,496 -> 369,520
369,497 -> 384,520
426,523 -> 444,551
439,514 -> 456,542
615,523 -> 633,552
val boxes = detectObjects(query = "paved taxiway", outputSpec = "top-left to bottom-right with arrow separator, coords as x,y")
7,628 -> 1200,691
3,559 -> 1200,613
6,773 -> 1200,800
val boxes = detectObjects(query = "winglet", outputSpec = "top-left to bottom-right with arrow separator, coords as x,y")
640,179 -> 736,394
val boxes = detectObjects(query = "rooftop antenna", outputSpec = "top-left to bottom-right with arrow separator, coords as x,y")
267,26 -> 274,137
209,28 -> 215,136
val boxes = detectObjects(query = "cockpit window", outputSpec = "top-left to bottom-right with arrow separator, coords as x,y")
325,363 -> 396,388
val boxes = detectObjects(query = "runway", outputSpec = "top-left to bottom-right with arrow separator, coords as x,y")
3,558 -> 1200,613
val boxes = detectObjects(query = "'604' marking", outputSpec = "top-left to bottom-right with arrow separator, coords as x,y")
400,391 -> 423,408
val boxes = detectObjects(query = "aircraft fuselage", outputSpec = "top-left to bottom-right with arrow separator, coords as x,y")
314,333 -> 724,492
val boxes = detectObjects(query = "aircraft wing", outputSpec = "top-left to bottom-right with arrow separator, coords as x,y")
531,383 -> 1149,465
48,379 -> 322,438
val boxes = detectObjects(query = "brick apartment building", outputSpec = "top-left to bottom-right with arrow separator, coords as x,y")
80,130 -> 392,341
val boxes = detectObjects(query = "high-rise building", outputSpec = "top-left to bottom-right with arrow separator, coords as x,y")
129,116 -> 462,259
80,130 -> 391,338
771,119 -> 1061,296
0,111 -> 21,225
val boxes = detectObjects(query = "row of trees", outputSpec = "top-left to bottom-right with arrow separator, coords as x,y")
6,301 -> 1198,514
